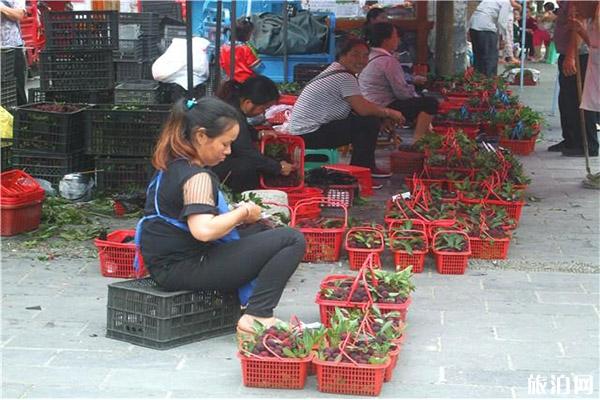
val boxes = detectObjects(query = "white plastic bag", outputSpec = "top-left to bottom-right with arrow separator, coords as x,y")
152,37 -> 210,89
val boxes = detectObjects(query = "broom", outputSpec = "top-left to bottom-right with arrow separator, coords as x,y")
572,8 -> 600,189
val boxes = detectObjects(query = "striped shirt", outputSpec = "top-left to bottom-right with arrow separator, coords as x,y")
359,47 -> 417,106
288,62 -> 360,135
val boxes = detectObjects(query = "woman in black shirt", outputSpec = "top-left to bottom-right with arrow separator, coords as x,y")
138,97 -> 306,338
213,76 -> 293,192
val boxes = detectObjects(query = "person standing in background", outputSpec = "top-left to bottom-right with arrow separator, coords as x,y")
469,0 -> 513,76
220,17 -> 263,83
563,0 -> 599,158
549,1 -> 595,157
0,0 -> 27,105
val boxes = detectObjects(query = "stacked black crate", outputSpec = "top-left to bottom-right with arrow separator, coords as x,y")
85,104 -> 170,193
1,48 -> 17,109
11,11 -> 118,185
11,103 -> 92,185
114,13 -> 160,83
37,11 -> 118,103
1,48 -> 17,171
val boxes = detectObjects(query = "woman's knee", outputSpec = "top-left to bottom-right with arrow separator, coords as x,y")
279,227 -> 306,252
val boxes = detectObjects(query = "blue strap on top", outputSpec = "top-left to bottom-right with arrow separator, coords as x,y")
134,170 -> 256,305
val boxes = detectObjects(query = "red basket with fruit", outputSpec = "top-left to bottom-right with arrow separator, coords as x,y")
259,134 -> 304,191
316,256 -> 414,323
344,227 -> 384,270
499,135 -> 538,155
94,230 -> 147,278
238,321 -> 320,389
292,198 -> 347,262
313,308 -> 391,396
459,190 -> 525,224
390,230 -> 428,273
431,230 -> 471,275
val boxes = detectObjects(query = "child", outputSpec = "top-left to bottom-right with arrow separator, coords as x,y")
220,17 -> 263,83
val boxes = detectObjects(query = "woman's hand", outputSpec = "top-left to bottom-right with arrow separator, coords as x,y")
413,75 -> 427,85
384,108 -> 406,125
239,202 -> 262,224
258,130 -> 278,140
280,161 -> 293,176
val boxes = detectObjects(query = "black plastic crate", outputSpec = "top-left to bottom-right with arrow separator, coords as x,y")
85,105 -> 169,156
11,149 -> 92,185
94,157 -> 154,192
162,25 -> 187,50
43,11 -> 119,50
1,48 -> 15,80
293,63 -> 329,84
1,78 -> 17,109
40,50 -> 115,91
114,35 -> 160,61
119,12 -> 160,37
114,80 -> 160,105
106,278 -> 241,350
140,1 -> 183,23
115,60 -> 153,82
13,103 -> 87,153
28,88 -> 114,104
1,138 -> 13,171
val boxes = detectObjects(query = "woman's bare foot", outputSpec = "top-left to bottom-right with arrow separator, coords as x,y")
237,314 -> 279,333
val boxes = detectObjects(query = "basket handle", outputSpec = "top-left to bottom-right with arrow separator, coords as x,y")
344,227 -> 385,252
291,197 -> 348,227
390,229 -> 429,251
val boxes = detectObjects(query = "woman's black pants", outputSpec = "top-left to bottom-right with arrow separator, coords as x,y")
150,227 -> 306,318
470,29 -> 499,76
299,114 -> 380,169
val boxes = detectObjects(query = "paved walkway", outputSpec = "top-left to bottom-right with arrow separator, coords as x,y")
2,62 -> 599,398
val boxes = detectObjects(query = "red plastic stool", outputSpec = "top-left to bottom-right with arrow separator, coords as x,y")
324,164 -> 373,197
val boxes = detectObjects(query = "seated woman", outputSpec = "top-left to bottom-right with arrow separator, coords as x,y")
359,22 -> 438,140
137,97 -> 306,338
287,36 -> 406,180
213,76 -> 293,193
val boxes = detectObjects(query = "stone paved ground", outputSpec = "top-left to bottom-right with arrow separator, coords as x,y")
2,62 -> 599,398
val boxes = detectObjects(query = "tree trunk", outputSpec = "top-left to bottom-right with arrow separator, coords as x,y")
435,1 -> 454,76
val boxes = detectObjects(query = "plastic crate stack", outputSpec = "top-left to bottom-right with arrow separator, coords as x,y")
11,103 -> 93,185
37,11 -> 117,103
140,0 -> 184,23
84,104 -> 170,193
114,13 -> 161,83
1,48 -> 17,109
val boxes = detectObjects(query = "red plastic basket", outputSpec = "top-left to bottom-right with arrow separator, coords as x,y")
499,135 -> 537,155
94,230 -> 147,278
344,227 -> 384,270
292,198 -> 347,263
388,219 -> 427,236
384,343 -> 402,382
324,164 -> 373,197
432,230 -> 471,275
390,151 -> 424,175
390,230 -> 428,273
238,352 -> 311,389
459,195 -> 525,224
0,196 -> 45,236
259,134 -> 305,190
278,94 -> 298,105
284,186 -> 322,219
313,357 -> 390,396
316,290 -> 412,325
469,235 -> 511,259
0,169 -> 45,201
